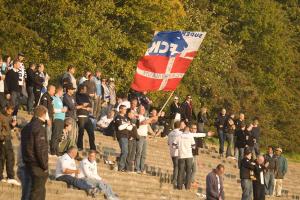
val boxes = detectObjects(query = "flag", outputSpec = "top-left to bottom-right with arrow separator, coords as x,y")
131,31 -> 206,91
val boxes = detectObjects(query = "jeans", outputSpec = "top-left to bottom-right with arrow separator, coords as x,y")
225,133 -> 234,157
241,179 -> 253,200
0,92 -> 8,111
126,139 -> 136,171
264,171 -> 275,196
77,117 -> 96,150
84,178 -> 119,199
17,166 -> 32,200
56,175 -> 93,192
171,157 -> 179,186
29,166 -> 48,200
135,136 -> 147,172
197,122 -> 204,132
51,119 -> 64,155
26,86 -> 34,112
118,137 -> 128,171
0,139 -> 15,180
93,96 -> 102,119
11,91 -> 21,116
218,129 -> 225,155
66,117 -> 78,145
191,156 -> 197,183
253,143 -> 260,157
177,157 -> 193,190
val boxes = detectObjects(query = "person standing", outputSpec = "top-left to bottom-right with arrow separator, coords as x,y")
253,155 -> 267,200
0,104 -> 20,185
83,73 -> 96,115
126,109 -> 138,172
235,113 -> 245,161
135,105 -> 153,174
115,105 -> 131,171
101,78 -> 110,103
21,105 -> 49,200
61,65 -> 77,90
5,60 -> 21,117
225,118 -> 235,158
251,118 -> 261,157
273,147 -> 288,197
173,126 -> 195,190
63,84 -> 79,145
26,63 -> 36,114
197,107 -> 208,132
180,95 -> 196,125
168,121 -> 182,188
236,124 -> 247,168
33,64 -> 47,106
108,78 -> 116,111
169,96 -> 181,129
51,86 -> 67,156
214,108 -> 227,157
92,70 -> 102,118
240,149 -> 255,200
206,164 -> 225,200
264,146 -> 276,197
76,85 -> 96,152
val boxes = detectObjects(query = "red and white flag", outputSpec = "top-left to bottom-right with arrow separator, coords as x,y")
131,31 -> 206,91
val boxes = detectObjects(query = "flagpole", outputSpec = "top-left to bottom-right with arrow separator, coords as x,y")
159,91 -> 175,114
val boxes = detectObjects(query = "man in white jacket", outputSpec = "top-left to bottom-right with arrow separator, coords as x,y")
79,150 -> 119,200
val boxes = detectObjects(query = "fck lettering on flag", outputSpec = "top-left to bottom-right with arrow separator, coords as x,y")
131,31 -> 206,91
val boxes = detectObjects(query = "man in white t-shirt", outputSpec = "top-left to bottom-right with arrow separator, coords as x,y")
55,147 -> 98,197
79,150 -> 119,200
168,121 -> 182,188
173,126 -> 195,190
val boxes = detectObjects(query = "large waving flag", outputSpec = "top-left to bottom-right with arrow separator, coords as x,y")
131,31 -> 206,91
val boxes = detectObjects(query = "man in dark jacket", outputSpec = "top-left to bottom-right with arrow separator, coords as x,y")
0,104 -> 19,185
21,105 -> 49,200
180,95 -> 196,125
32,64 -> 46,107
264,146 -> 276,197
240,149 -> 256,200
236,124 -> 247,168
26,63 -> 36,114
253,155 -> 267,200
5,60 -> 21,116
206,164 -> 225,200
214,108 -> 227,157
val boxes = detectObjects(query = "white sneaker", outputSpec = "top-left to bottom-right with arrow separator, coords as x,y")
7,179 -> 21,186
1,179 -> 7,183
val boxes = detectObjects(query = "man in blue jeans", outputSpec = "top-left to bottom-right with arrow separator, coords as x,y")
264,146 -> 276,197
240,149 -> 255,200
214,108 -> 227,157
55,146 -> 98,197
115,105 -> 132,171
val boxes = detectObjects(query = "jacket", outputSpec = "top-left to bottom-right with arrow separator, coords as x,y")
115,114 -> 130,139
264,153 -> 276,172
274,155 -> 288,179
0,113 -> 13,141
63,93 -> 77,119
240,157 -> 255,179
5,69 -> 21,93
26,68 -> 35,87
235,130 -> 246,148
33,71 -> 45,90
40,92 -> 54,119
76,92 -> 91,117
253,162 -> 266,185
180,101 -> 196,122
21,117 -> 48,170
197,112 -> 208,124
169,102 -> 181,119
214,114 -> 227,131
206,170 -> 225,200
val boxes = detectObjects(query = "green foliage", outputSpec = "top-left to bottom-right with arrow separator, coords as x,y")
0,0 -> 299,152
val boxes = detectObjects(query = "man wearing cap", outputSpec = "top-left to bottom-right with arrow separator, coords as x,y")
273,147 -> 288,197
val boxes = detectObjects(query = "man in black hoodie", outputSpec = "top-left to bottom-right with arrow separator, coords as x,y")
240,149 -> 255,200
21,105 -> 49,200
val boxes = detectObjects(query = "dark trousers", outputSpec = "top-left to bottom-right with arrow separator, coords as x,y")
33,88 -> 41,107
51,119 -> 64,155
56,175 -> 92,191
26,86 -> 34,112
218,129 -> 225,155
171,157 -> 179,186
177,157 -> 193,190
77,117 -> 96,150
253,182 -> 265,200
29,166 -> 48,200
0,139 -> 15,180
126,139 -> 136,171
17,166 -> 32,200
0,92 -> 8,111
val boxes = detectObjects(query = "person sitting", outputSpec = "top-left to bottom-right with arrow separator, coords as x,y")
55,146 -> 98,197
58,119 -> 76,155
79,150 -> 119,200
96,110 -> 115,135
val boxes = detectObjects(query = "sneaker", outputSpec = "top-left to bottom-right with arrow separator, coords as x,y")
88,188 -> 99,198
136,171 -> 141,174
1,179 -> 7,183
7,179 -> 21,186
